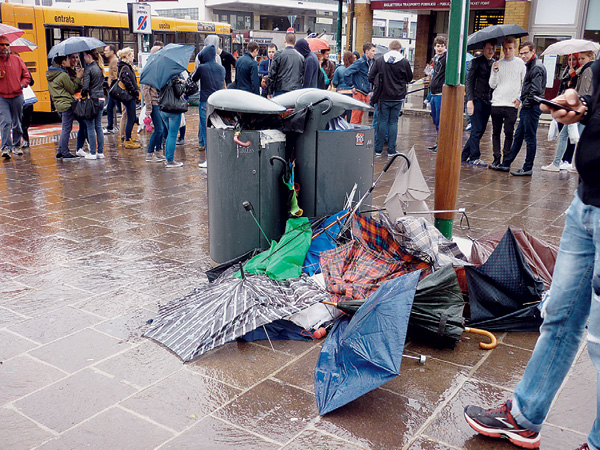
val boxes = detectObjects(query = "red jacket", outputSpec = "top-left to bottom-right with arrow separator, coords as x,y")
0,54 -> 31,98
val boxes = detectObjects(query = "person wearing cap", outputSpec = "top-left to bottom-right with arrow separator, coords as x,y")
0,35 -> 31,159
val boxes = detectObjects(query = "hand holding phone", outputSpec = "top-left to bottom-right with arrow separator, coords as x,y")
534,95 -> 581,115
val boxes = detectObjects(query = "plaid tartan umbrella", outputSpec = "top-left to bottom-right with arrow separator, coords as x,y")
144,272 -> 327,362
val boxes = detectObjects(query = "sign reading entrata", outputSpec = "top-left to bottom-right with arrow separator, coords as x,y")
371,0 -> 505,9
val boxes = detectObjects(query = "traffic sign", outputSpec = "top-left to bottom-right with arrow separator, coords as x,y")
129,3 -> 152,35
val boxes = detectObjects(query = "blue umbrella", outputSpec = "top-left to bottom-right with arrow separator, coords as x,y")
314,270 -> 421,415
140,43 -> 194,90
47,36 -> 105,58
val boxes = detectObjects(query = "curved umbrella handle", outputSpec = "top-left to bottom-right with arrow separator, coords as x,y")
269,156 -> 287,167
384,153 -> 410,173
234,131 -> 251,147
464,327 -> 497,350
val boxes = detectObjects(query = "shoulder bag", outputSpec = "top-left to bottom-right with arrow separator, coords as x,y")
159,78 -> 188,114
109,67 -> 133,103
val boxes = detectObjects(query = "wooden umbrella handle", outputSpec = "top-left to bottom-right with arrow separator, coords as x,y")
464,327 -> 497,350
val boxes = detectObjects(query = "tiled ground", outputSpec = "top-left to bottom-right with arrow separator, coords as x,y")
0,107 -> 593,450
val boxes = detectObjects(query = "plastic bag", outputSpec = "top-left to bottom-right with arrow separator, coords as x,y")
547,119 -> 558,141
568,123 -> 580,144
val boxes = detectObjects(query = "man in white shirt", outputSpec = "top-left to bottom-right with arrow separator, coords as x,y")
488,37 -> 526,170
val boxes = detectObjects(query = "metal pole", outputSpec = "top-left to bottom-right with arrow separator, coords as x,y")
337,0 -> 343,62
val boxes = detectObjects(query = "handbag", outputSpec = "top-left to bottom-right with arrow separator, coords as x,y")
72,97 -> 99,120
183,76 -> 199,96
109,67 -> 133,103
159,78 -> 188,114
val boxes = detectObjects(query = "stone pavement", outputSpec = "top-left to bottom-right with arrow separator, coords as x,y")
0,110 -> 594,450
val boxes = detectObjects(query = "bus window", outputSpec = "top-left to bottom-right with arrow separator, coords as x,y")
164,33 -> 176,44
122,30 -> 139,58
101,29 -> 119,45
221,35 -> 232,53
87,27 -> 101,40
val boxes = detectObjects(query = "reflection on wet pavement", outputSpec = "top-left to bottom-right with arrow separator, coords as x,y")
0,110 -> 591,449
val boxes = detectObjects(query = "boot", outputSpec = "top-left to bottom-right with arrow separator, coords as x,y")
124,139 -> 141,149
131,127 -> 140,143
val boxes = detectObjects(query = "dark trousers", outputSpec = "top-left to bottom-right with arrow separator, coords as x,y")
123,98 -> 137,140
22,104 -> 33,142
105,94 -> 121,131
502,106 -> 542,171
490,106 -> 518,165
461,98 -> 491,161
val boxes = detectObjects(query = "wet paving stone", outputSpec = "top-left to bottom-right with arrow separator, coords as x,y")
545,372 -> 595,435
283,429 -> 366,449
0,407 -> 55,450
0,355 -> 66,405
93,308 -> 155,344
0,330 -> 38,361
471,344 -> 532,391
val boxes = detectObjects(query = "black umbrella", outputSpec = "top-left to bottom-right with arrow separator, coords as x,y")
467,24 -> 528,50
144,271 -> 328,361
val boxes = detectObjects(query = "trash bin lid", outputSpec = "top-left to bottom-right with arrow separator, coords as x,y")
207,90 -> 286,114
272,88 -> 372,112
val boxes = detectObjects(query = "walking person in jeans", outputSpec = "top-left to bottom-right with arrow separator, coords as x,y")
427,36 -> 447,151
80,49 -> 105,160
344,42 -> 376,125
465,58 -> 600,450
141,45 -> 166,163
116,47 -> 140,149
103,44 -> 120,134
488,37 -> 525,169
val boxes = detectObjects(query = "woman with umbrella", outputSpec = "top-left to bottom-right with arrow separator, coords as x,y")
46,55 -> 83,159
116,47 -> 140,149
80,49 -> 105,159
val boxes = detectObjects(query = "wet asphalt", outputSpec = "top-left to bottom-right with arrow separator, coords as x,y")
0,104 -> 594,450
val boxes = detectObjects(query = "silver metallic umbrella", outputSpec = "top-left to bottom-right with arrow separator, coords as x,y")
47,36 -> 105,58
144,272 -> 328,361
541,39 -> 600,56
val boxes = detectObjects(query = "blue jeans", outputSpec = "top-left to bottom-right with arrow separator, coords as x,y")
123,98 -> 137,140
84,99 -> 105,155
198,101 -> 207,148
461,98 -> 491,161
552,123 -> 584,166
375,100 -> 403,154
0,95 -> 24,150
511,193 -> 600,450
58,108 -> 75,156
430,94 -> 442,134
148,105 -> 165,154
160,111 -> 181,162
502,106 -> 542,171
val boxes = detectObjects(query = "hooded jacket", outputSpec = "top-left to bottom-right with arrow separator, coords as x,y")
235,51 -> 259,94
344,53 -> 372,95
520,55 -> 546,108
195,35 -> 221,68
192,45 -> 225,102
267,45 -> 305,95
368,50 -> 413,102
116,60 -> 139,97
46,65 -> 81,113
295,39 -> 319,89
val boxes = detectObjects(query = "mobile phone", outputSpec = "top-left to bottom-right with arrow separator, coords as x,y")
533,95 -> 581,115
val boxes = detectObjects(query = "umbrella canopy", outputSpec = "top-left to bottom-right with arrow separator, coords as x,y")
541,38 -> 600,56
144,273 -> 328,361
0,24 -> 24,43
10,37 -> 37,53
47,36 -> 106,58
467,24 -> 528,51
307,38 -> 329,52
469,228 -> 558,290
466,228 -> 545,332
314,271 -> 421,415
139,43 -> 195,90
303,210 -> 348,276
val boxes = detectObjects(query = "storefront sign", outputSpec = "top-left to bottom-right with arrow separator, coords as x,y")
371,0 -> 505,10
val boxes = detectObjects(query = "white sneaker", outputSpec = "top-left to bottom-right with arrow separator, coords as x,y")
559,161 -> 572,170
76,148 -> 88,157
541,164 -> 560,172
85,153 -> 97,160
97,153 -> 105,159
198,161 -> 207,168
165,160 -> 183,168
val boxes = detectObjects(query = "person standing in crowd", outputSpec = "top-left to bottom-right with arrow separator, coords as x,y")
192,44 -> 225,167
488,37 -> 525,169
142,46 -> 166,163
220,47 -> 236,86
295,38 -> 319,89
542,51 -> 595,172
46,55 -> 82,159
103,45 -> 119,135
267,32 -> 304,97
0,36 -> 31,159
332,50 -> 354,122
428,36 -> 447,151
80,49 -> 105,159
461,39 -> 496,167
465,57 -> 600,450
158,74 -> 186,168
66,53 -> 89,157
116,47 -> 140,149
321,48 -> 335,89
235,41 -> 260,94
259,44 -> 277,96
368,40 -> 412,157
344,42 -> 376,124
492,41 -> 546,176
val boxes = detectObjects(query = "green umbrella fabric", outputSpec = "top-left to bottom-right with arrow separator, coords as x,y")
240,217 -> 312,281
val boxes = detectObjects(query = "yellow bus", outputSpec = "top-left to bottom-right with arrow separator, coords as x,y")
0,3 -> 231,113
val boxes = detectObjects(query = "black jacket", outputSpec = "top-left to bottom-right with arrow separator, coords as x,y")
116,60 -> 139,96
575,59 -> 600,207
465,54 -> 494,102
235,51 -> 259,94
268,46 -> 305,95
295,39 -> 319,89
520,55 -> 546,108
82,61 -> 104,99
368,51 -> 413,102
221,50 -> 236,85
430,52 -> 446,95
